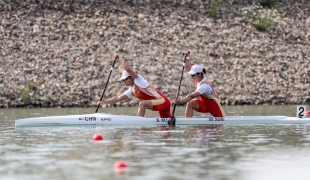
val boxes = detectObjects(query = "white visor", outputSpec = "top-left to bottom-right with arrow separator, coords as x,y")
188,64 -> 203,75
119,70 -> 130,80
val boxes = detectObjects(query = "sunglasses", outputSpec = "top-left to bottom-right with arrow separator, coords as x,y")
191,74 -> 197,77
123,77 -> 131,82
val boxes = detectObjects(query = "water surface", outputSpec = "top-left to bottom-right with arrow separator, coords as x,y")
1,105 -> 309,180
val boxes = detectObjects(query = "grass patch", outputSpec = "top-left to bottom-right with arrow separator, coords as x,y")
242,4 -> 279,31
259,0 -> 275,8
21,82 -> 35,103
208,0 -> 219,18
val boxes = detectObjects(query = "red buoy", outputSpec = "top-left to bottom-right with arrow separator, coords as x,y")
92,134 -> 103,141
113,161 -> 127,169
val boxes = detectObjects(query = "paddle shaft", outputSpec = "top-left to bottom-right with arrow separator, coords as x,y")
169,52 -> 189,126
95,60 -> 116,113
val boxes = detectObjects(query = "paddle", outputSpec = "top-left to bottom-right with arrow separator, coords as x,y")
95,59 -> 116,113
168,51 -> 190,126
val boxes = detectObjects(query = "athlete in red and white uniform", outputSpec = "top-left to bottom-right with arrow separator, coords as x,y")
174,51 -> 226,118
98,55 -> 171,118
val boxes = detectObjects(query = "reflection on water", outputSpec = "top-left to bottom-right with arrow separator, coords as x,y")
0,106 -> 310,180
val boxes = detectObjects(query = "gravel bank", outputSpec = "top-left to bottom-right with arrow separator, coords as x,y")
1,0 -> 309,108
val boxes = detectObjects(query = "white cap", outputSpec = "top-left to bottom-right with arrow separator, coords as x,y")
188,64 -> 203,75
119,70 -> 130,80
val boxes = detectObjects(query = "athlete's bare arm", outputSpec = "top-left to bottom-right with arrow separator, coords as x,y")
114,54 -> 138,79
98,94 -> 128,106
174,91 -> 200,105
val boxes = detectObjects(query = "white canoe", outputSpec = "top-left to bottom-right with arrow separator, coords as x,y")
15,113 -> 310,127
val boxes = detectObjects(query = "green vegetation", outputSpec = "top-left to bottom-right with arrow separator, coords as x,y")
25,82 -> 34,91
21,82 -> 35,103
21,89 -> 29,103
242,4 -> 279,31
259,0 -> 275,8
208,0 -> 219,18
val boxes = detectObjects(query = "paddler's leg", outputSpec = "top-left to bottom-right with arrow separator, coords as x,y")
185,100 -> 199,118
137,100 -> 153,117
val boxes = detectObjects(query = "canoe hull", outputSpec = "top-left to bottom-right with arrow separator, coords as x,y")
15,113 -> 310,127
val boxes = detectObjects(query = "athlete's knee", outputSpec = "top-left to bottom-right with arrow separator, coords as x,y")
186,100 -> 195,108
138,101 -> 144,107
186,100 -> 199,110
139,101 -> 148,108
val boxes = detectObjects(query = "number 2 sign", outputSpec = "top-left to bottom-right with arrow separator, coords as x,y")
297,105 -> 306,118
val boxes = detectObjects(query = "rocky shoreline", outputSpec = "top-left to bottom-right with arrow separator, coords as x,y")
1,0 -> 309,108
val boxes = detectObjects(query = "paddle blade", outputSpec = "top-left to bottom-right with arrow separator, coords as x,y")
168,116 -> 176,126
